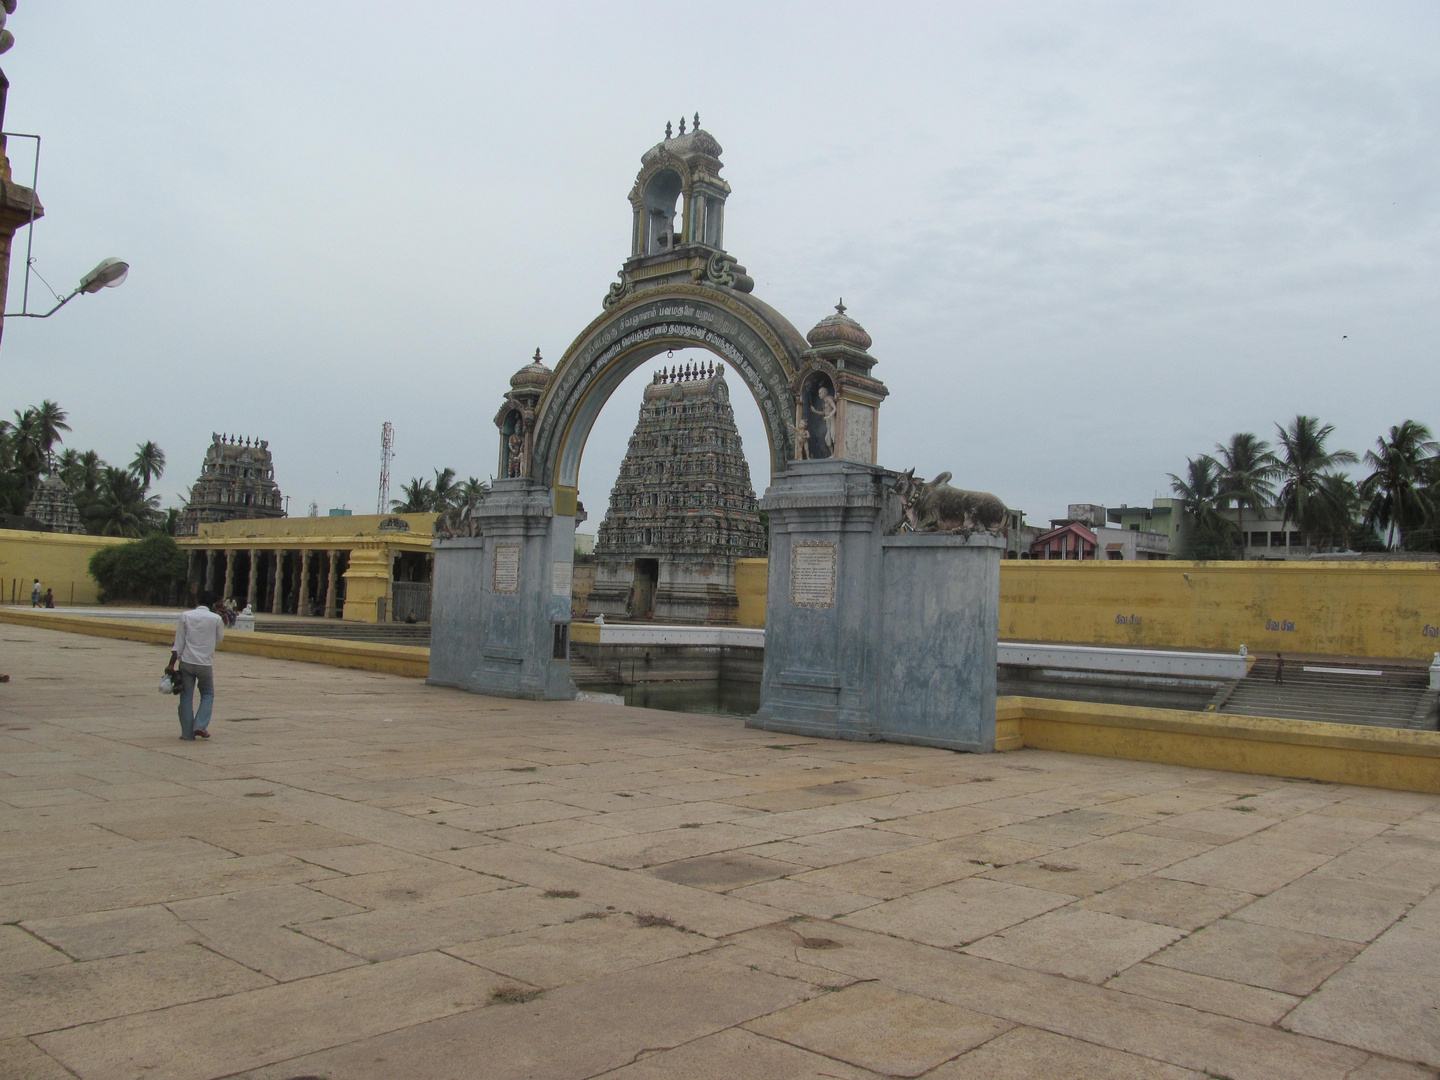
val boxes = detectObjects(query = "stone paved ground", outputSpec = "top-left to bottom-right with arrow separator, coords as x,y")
2,624 -> 1439,1080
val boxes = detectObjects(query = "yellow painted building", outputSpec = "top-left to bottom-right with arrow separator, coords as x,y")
0,529 -> 130,606
178,513 -> 435,622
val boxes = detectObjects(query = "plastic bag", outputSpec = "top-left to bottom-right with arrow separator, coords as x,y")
158,672 -> 181,695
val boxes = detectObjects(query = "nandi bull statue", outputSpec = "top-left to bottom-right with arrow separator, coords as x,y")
893,469 -> 1009,537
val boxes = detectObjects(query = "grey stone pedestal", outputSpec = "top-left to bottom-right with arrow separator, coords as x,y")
429,480 -> 576,701
749,460 -> 1000,752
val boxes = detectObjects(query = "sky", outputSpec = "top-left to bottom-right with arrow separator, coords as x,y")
2,2 -> 1437,529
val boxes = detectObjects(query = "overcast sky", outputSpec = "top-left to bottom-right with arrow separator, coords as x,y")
3,3 -> 1437,528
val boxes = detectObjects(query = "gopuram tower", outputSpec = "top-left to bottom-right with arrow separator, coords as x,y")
179,434 -> 285,537
589,360 -> 766,623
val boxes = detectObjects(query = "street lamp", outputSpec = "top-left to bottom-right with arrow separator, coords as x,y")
5,256 -> 129,318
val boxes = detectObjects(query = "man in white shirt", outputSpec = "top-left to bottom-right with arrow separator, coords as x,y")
165,590 -> 226,741
30,579 -> 42,607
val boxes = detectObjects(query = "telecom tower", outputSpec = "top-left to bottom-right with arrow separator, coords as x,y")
377,421 -> 393,514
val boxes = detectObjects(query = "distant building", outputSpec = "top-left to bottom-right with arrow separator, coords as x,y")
1109,498 -> 1319,560
589,362 -> 767,623
179,434 -> 285,537
1035,501 -> 1172,560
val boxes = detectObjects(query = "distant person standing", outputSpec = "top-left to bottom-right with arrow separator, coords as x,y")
30,579 -> 41,607
165,590 -> 226,741
1275,652 -> 1285,685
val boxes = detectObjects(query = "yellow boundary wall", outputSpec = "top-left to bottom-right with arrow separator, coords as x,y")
997,696 -> 1440,795
0,530 -> 130,607
7,609 -> 1438,795
735,557 -> 1440,658
0,609 -> 429,679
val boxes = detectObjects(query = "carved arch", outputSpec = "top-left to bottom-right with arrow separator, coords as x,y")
529,285 -> 809,492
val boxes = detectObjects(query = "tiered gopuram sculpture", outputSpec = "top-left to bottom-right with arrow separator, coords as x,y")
589,360 -> 767,623
178,434 -> 285,536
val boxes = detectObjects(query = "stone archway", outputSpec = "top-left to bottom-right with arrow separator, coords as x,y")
532,285 -> 806,495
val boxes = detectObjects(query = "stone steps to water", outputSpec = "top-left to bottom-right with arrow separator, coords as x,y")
255,621 -> 431,647
1218,660 -> 1437,730
568,658 -> 610,687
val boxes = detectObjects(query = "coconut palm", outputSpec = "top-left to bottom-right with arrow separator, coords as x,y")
32,400 -> 70,471
1275,415 -> 1359,548
4,408 -> 44,483
129,441 -> 166,489
391,477 -> 435,513
1214,433 -> 1279,559
432,467 -> 458,510
89,467 -> 161,537
458,476 -> 489,508
1169,454 -> 1235,558
1359,421 -> 1439,550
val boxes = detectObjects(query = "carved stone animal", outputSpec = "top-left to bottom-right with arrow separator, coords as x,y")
894,469 -> 1008,537
435,499 -> 479,540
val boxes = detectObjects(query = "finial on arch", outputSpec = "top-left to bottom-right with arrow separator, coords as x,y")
836,298 -> 846,315
678,116 -> 686,136
533,347 -> 543,363
694,111 -> 700,129
665,120 -> 673,139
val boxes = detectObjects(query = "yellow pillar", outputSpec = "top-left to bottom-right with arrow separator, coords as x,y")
342,545 -> 391,623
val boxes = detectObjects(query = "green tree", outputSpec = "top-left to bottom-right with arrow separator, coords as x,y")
33,400 -> 70,471
432,467 -> 458,510
88,534 -> 187,603
1275,415 -> 1359,549
1359,421 -> 1438,550
1168,454 -> 1236,559
129,440 -> 166,489
87,467 -> 161,537
458,476 -> 489,508
391,477 -> 435,513
1214,433 -> 1279,559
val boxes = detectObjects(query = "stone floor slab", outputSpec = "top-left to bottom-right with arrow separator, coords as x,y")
928,1024 -> 1207,1079
745,981 -> 1012,1077
962,906 -> 1185,984
1151,918 -> 1362,995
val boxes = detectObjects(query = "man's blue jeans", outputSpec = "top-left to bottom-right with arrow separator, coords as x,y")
177,662 -> 214,739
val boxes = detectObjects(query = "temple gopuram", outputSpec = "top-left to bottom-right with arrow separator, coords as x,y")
178,434 -> 285,537
590,361 -> 766,623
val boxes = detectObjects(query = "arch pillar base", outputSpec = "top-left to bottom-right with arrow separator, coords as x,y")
429,479 -> 576,701
748,460 -> 1001,753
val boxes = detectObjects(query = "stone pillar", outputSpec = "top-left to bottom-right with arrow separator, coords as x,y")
186,551 -> 200,595
204,550 -> 217,594
325,550 -> 339,618
222,550 -> 235,602
297,549 -> 311,615
748,459 -> 1001,753
246,549 -> 259,609
429,479 -> 575,700
271,549 -> 285,614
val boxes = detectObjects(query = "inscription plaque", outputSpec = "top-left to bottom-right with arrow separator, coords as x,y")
493,544 -> 520,594
552,561 -> 573,597
790,541 -> 837,608
844,403 -> 875,464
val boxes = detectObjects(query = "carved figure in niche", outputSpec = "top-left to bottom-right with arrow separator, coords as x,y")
816,386 -> 837,455
799,373 -> 837,460
791,415 -> 810,461
507,431 -> 525,478
893,469 -> 1009,538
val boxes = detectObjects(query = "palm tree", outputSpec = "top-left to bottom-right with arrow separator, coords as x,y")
129,441 -> 166,489
88,467 -> 161,537
1275,415 -> 1359,549
1168,454 -> 1235,558
5,408 -> 43,483
32,400 -> 70,472
55,448 -> 82,491
1214,433 -> 1279,559
1360,421 -> 1439,550
458,476 -> 489,508
391,477 -> 435,513
432,467 -> 458,510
